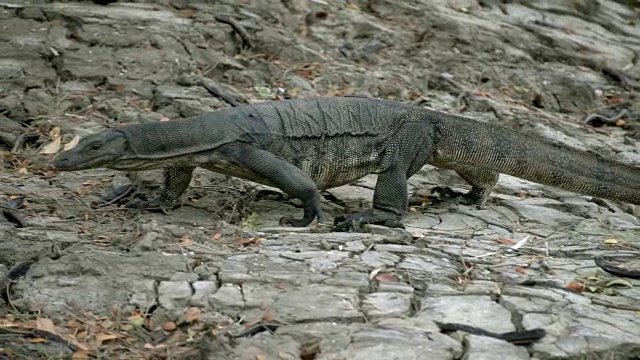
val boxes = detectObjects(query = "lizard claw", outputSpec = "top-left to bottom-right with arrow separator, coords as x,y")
279,205 -> 325,227
279,214 -> 311,227
430,186 -> 487,208
332,209 -> 404,232
125,196 -> 175,214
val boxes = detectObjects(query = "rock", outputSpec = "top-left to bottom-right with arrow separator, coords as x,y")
417,295 -> 515,334
362,292 -> 413,319
157,281 -> 192,310
190,281 -> 218,307
463,334 -> 530,360
271,285 -> 362,322
170,271 -> 199,282
209,283 -> 244,314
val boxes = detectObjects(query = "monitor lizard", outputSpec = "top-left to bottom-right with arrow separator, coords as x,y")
52,96 -> 640,231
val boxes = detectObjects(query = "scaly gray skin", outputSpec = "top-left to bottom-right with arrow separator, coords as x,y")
52,97 -> 640,231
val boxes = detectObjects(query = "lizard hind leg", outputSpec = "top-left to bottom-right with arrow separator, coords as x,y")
431,164 -> 499,208
333,163 -> 408,232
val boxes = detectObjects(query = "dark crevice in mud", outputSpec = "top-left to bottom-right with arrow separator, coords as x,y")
551,92 -> 562,110
408,291 -> 422,317
145,303 -> 158,315
453,337 -> 467,360
168,34 -> 194,58
214,273 -> 226,291
40,47 -> 74,82
0,247 -> 60,306
45,11 -> 86,32
498,295 -> 528,334
288,316 -> 366,326
357,293 -> 369,323
150,280 -> 160,314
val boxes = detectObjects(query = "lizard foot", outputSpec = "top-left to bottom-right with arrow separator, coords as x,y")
279,215 -> 313,227
278,206 -> 325,227
125,196 -> 176,214
430,186 -> 486,208
333,209 -> 404,232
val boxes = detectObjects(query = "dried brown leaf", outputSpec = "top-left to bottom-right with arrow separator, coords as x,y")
95,333 -> 118,343
36,318 -> 57,334
49,127 -> 61,139
496,237 -> 517,245
374,273 -> 396,283
63,135 -> 80,151
180,234 -> 192,245
40,137 -> 62,154
566,282 -> 585,292
183,307 -> 201,323
71,350 -> 91,359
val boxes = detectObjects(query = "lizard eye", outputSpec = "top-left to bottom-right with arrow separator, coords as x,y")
91,143 -> 102,150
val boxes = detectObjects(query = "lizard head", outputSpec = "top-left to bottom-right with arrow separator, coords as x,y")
52,129 -> 130,171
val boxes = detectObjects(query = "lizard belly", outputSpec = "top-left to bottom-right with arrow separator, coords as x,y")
268,136 -> 383,190
186,151 -> 280,188
201,161 -> 280,188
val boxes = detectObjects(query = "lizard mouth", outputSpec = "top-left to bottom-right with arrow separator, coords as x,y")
52,153 -> 112,171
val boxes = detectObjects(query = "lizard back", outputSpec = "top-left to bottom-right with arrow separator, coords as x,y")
248,97 -> 417,189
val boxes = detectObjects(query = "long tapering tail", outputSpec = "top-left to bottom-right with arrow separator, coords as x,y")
429,110 -> 640,205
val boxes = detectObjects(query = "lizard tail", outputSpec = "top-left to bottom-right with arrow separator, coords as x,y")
430,111 -> 640,205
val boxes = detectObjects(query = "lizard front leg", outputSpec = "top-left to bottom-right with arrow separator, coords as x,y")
226,144 -> 325,227
127,166 -> 195,213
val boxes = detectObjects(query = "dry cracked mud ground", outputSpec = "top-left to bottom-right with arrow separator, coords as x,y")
1,0 -> 640,359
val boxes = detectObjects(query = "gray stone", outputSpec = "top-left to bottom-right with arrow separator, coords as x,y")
321,271 -> 370,290
209,283 -> 244,313
397,254 -> 459,280
362,224 -> 414,242
271,285 -> 362,322
240,283 -> 285,308
287,75 -> 317,97
9,252 -> 188,315
433,212 -> 487,232
132,231 -> 159,251
463,334 -> 530,360
377,282 -> 414,293
190,281 -> 218,308
158,281 -> 192,310
342,240 -> 367,252
373,244 -> 420,254
417,296 -> 515,334
359,250 -> 400,268
170,271 -> 199,282
362,292 -> 412,319
502,200 -> 583,226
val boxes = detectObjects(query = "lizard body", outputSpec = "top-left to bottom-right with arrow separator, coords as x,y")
52,97 -> 640,230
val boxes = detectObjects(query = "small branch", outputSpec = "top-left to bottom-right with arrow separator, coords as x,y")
1,197 -> 27,228
583,109 -> 629,126
595,254 -> 640,279
201,78 -> 243,107
92,183 -> 138,208
214,14 -> 253,49
602,67 -> 631,90
0,247 -> 61,303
